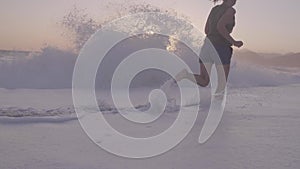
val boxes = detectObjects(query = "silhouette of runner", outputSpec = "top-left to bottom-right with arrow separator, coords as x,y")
176,0 -> 243,94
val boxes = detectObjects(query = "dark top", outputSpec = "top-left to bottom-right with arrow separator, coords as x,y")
207,4 -> 235,46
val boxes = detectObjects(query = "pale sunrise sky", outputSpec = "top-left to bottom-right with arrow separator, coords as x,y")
0,0 -> 299,53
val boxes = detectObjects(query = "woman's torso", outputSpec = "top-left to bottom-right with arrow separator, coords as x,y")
207,4 -> 235,46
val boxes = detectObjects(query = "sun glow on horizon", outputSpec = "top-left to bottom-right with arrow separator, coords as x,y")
0,0 -> 299,53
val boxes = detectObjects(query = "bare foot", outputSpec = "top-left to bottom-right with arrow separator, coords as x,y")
175,69 -> 188,82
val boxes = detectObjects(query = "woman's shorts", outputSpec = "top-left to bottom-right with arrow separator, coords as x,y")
199,39 -> 233,65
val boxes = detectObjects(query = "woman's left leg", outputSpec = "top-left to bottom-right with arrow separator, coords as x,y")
215,64 -> 230,94
175,63 -> 212,87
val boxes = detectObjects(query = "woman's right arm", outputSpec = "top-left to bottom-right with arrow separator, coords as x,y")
217,8 -> 243,47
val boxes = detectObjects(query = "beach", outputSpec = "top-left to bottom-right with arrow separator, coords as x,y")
1,84 -> 299,169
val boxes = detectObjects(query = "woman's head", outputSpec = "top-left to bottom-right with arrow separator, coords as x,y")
211,0 -> 237,6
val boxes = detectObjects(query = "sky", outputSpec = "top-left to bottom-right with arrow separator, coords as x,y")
0,0 -> 299,53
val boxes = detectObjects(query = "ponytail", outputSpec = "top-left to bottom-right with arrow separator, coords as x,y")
211,0 -> 223,4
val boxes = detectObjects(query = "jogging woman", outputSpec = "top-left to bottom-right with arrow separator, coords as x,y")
176,0 -> 243,94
